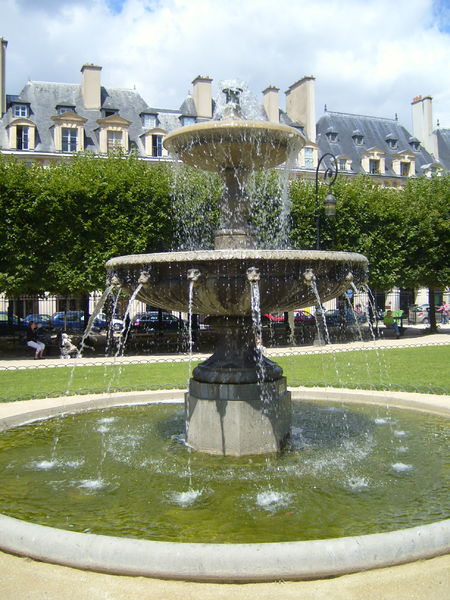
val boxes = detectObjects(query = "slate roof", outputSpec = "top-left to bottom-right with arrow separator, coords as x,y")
436,128 -> 450,170
316,111 -> 438,176
0,80 -> 185,156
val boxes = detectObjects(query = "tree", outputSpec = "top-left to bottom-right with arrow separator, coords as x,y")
400,174 -> 450,331
0,153 -> 174,296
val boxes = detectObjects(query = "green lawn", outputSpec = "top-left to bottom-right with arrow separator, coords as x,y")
0,345 -> 449,402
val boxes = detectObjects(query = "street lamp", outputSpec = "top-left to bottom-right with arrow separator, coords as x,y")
315,152 -> 338,250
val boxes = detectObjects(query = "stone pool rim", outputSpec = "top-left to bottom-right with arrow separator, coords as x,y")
0,387 -> 449,582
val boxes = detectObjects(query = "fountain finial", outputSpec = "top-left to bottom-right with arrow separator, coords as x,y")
222,86 -> 243,119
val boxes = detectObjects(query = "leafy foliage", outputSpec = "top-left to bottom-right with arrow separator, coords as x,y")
0,153 -> 173,295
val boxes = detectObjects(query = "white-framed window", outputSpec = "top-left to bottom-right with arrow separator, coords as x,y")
57,105 -> 75,115
353,134 -> 364,145
152,134 -> 163,157
13,104 -> 28,118
107,130 -> 123,151
16,126 -> 29,150
304,147 -> 314,168
326,130 -> 338,142
386,136 -> 398,150
339,158 -> 347,171
369,159 -> 380,174
143,114 -> 157,128
62,128 -> 78,152
400,162 -> 410,176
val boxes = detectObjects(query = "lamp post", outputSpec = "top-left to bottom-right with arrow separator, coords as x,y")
313,153 -> 338,346
315,152 -> 338,250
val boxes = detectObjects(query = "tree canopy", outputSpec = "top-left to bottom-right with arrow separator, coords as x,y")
0,152 -> 448,301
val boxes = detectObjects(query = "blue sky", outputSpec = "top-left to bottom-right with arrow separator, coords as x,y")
2,0 -> 450,130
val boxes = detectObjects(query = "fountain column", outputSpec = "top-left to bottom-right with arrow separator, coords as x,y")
185,315 -> 292,456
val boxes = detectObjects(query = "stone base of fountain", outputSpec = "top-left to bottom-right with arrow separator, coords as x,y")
185,378 -> 291,456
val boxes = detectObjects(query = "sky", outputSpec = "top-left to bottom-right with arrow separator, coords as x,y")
1,0 -> 450,131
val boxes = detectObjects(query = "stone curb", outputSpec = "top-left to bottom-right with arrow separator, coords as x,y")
0,389 -> 448,582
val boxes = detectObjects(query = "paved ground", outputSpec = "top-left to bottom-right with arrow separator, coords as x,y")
1,323 -> 449,369
0,324 -> 449,599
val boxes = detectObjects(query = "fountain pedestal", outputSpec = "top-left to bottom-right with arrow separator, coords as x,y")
186,378 -> 291,456
185,316 -> 291,456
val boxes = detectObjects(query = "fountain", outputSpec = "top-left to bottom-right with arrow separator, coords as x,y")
106,85 -> 368,455
0,84 -> 448,583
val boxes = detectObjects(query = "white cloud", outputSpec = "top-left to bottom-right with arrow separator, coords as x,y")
1,0 -> 450,129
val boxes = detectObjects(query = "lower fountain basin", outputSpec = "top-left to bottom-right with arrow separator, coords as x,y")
106,249 -> 368,315
0,389 -> 448,582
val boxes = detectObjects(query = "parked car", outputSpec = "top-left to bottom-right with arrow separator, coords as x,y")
0,311 -> 21,327
51,311 -> 85,330
23,314 -> 52,327
324,308 -> 367,326
262,313 -> 285,323
131,311 -> 185,331
294,310 -> 315,323
408,305 -> 441,324
92,312 -> 124,331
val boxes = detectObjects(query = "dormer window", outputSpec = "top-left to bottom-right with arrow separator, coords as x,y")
181,116 -> 196,127
56,105 -> 76,115
142,113 -> 157,129
13,104 -> 28,118
352,130 -> 364,145
409,137 -> 420,152
103,109 -> 118,118
326,127 -> 338,142
385,134 -> 398,150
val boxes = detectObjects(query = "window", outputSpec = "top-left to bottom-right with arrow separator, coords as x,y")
369,159 -> 380,174
400,162 -> 410,176
304,147 -> 314,169
409,138 -> 420,151
62,128 -> 77,152
181,116 -> 196,127
326,128 -> 338,142
339,158 -> 347,171
57,105 -> 75,115
16,126 -> 29,150
385,135 -> 398,150
152,134 -> 163,157
107,130 -> 123,151
143,114 -> 157,128
13,104 -> 28,118
352,134 -> 364,145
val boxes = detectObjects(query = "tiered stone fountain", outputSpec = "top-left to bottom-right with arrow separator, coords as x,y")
0,86 -> 448,584
106,87 -> 368,455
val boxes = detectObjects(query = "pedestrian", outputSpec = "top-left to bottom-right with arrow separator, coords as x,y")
26,320 -> 45,359
437,301 -> 449,325
383,310 -> 400,339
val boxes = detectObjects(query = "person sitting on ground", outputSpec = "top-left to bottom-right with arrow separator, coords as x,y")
26,320 -> 45,359
383,310 -> 400,338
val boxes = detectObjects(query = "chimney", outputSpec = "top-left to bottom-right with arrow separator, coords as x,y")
0,38 -> 7,116
81,64 -> 102,110
262,86 -> 279,123
411,95 -> 438,157
192,75 -> 212,119
285,76 -> 316,141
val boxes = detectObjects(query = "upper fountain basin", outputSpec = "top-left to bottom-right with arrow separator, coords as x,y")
163,119 -> 306,172
106,249 -> 369,316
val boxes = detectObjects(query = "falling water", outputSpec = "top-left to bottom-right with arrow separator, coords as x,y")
187,268 -> 201,366
115,282 -> 143,358
309,280 -> 331,346
78,285 -> 115,357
